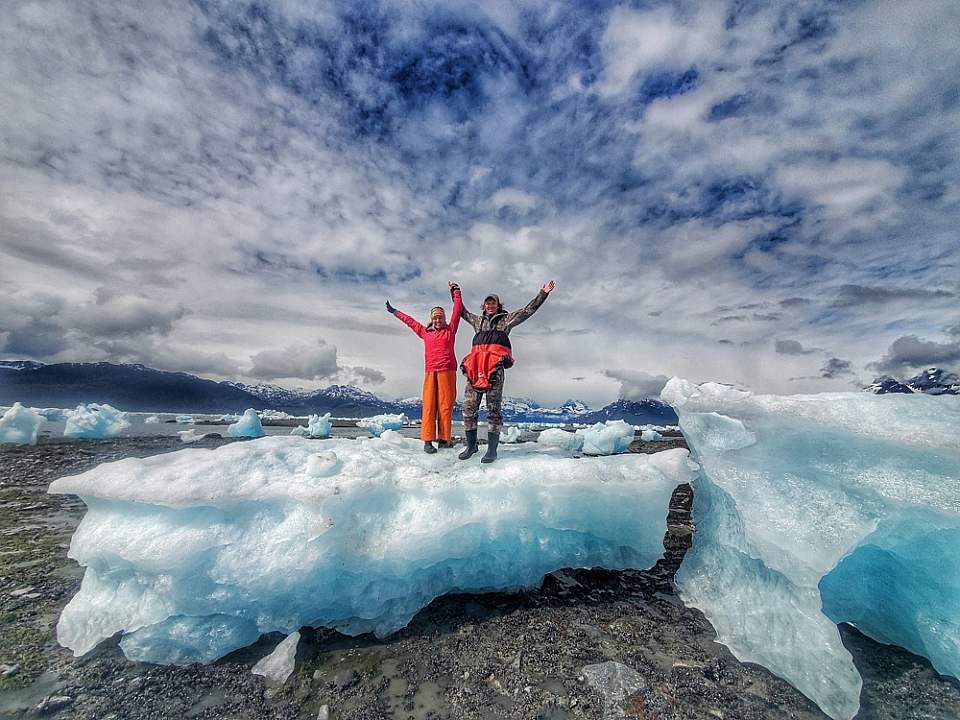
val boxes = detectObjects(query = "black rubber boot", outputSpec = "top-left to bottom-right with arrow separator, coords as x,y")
458,429 -> 479,460
437,439 -> 453,449
423,441 -> 437,454
481,431 -> 500,464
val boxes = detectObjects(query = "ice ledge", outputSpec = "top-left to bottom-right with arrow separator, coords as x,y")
50,435 -> 695,665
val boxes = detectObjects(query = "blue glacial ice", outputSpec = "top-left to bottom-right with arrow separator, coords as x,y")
0,403 -> 44,445
49,434 -> 694,664
64,403 -> 129,439
661,378 -> 960,720
536,421 -> 635,455
291,413 -> 333,438
227,409 -> 265,438
356,413 -> 406,437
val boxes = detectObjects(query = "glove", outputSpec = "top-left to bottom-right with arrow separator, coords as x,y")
385,301 -> 396,314
449,283 -> 460,298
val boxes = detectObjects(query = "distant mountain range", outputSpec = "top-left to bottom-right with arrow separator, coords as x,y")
0,361 -> 678,424
865,367 -> 959,396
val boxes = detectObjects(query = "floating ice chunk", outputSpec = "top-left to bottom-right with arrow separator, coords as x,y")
36,408 -> 67,422
144,415 -> 161,424
259,409 -> 294,420
662,377 -> 960,720
0,403 -> 44,445
220,414 -> 239,422
291,413 -> 332,439
178,429 -> 207,443
356,413 -> 406,437
536,428 -> 583,451
501,426 -> 522,443
64,403 -> 129,439
640,429 -> 662,442
578,420 -> 635,455
175,415 -> 195,424
50,436 -> 693,664
227,409 -> 265,438
252,631 -> 300,684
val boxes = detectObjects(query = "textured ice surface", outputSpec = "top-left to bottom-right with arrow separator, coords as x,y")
252,631 -> 300,684
662,378 -> 960,720
291,413 -> 332,438
0,403 -> 44,445
227,409 -> 265,438
580,420 -> 635,455
49,435 -> 693,664
356,413 -> 406,437
64,404 -> 129,439
640,429 -> 663,442
144,415 -> 161,424
536,428 -> 583,451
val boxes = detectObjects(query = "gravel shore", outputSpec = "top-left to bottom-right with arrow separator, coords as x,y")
1,436 -> 958,719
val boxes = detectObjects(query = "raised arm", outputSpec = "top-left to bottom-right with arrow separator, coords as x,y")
504,280 -> 555,330
448,282 -> 463,335
458,290 -> 482,331
387,301 -> 427,338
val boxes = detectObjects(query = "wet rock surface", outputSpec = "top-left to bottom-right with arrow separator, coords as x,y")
1,437 -> 958,719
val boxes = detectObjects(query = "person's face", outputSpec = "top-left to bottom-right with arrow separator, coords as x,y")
483,298 -> 499,314
431,311 -> 446,329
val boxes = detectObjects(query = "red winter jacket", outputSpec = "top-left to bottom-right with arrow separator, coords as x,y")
393,288 -> 463,372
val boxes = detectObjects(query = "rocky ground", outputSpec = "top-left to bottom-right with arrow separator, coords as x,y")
1,436 -> 958,720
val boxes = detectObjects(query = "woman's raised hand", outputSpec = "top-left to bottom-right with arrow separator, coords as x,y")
385,301 -> 396,314
542,280 -> 556,294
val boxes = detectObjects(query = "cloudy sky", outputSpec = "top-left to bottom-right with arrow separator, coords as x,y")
1,0 -> 958,405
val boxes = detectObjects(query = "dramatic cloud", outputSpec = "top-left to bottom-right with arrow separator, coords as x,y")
602,370 -> 670,401
820,358 -> 853,379
2,0 -> 959,402
868,335 -> 960,377
775,340 -> 815,356
247,341 -> 340,382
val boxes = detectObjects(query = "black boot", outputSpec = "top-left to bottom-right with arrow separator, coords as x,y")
481,431 -> 500,464
458,429 -> 479,460
437,439 -> 453,449
423,441 -> 437,454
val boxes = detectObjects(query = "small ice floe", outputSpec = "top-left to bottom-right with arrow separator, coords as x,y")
291,413 -> 333,438
356,413 -> 406,437
227,409 -> 265,438
0,403 -> 44,445
64,403 -> 129,439
143,415 -> 161,424
536,420 -> 635,455
536,428 -> 583,452
501,426 -> 523,443
252,631 -> 300,685
178,429 -> 207,443
640,429 -> 663,442
175,415 -> 195,424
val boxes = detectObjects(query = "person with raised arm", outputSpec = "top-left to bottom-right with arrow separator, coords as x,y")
386,282 -> 463,453
457,280 -> 556,464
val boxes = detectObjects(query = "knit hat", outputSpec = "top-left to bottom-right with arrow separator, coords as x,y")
430,306 -> 445,319
483,294 -> 500,305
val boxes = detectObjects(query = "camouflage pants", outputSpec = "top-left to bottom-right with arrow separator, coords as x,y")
462,370 -> 504,432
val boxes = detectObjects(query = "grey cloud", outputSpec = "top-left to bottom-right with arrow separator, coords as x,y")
248,340 -> 340,381
820,357 -> 853,378
348,365 -> 386,385
602,369 -> 669,400
833,285 -> 955,307
2,320 -> 69,357
68,288 -> 186,337
868,335 -> 960,376
779,297 -> 811,307
775,339 -> 815,355
94,337 -> 240,377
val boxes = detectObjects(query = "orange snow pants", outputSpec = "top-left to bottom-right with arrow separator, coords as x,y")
421,370 -> 457,442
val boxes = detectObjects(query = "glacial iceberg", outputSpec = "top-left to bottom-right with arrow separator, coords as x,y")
49,435 -> 694,665
0,402 -> 44,445
640,429 -> 663,442
143,415 -> 161,424
661,378 -> 960,720
356,413 -> 406,437
579,420 -> 635,455
291,413 -> 332,439
178,429 -> 207,443
64,403 -> 129,439
227,409 -> 265,438
501,426 -> 523,443
175,415 -> 195,424
536,428 -> 583,452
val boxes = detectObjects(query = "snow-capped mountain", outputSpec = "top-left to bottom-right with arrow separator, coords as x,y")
866,367 -> 959,396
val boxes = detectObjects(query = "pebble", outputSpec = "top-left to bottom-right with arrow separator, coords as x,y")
317,704 -> 330,720
332,669 -> 358,689
0,663 -> 19,677
36,694 -> 74,713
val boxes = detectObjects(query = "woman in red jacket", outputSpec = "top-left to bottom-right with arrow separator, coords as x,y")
386,282 -> 463,453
